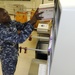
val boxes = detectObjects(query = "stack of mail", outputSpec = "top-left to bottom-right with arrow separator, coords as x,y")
37,23 -> 50,33
39,2 -> 54,21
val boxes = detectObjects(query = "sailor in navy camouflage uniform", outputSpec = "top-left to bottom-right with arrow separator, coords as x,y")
0,8 -> 43,75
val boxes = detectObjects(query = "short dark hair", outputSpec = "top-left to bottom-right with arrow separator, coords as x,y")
0,8 -> 5,13
0,8 -> 5,11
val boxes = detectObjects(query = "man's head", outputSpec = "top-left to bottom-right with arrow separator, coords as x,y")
0,8 -> 11,24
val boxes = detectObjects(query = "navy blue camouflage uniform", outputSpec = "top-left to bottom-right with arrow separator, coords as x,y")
0,20 -> 34,75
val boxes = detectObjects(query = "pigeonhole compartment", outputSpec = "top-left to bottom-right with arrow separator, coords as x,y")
35,41 -> 49,60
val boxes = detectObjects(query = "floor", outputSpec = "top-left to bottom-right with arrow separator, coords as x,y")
0,31 -> 38,75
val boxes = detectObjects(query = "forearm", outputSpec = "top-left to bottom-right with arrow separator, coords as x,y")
0,21 -> 34,45
13,21 -> 34,43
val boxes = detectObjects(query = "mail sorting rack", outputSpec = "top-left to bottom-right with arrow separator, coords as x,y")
48,0 -> 75,75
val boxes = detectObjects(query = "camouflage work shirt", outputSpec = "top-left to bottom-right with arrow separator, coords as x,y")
0,20 -> 34,47
0,21 -> 34,57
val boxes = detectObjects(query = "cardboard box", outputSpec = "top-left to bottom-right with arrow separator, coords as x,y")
39,2 -> 54,21
37,23 -> 50,34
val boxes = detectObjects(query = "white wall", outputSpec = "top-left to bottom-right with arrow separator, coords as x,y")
0,0 -> 52,20
0,0 -> 42,10
0,0 -> 53,11
44,0 -> 53,3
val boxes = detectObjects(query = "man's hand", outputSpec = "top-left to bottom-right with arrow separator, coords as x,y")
17,30 -> 21,34
30,8 -> 43,25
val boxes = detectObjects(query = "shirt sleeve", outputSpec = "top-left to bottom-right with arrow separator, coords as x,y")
12,21 -> 34,44
0,21 -> 34,45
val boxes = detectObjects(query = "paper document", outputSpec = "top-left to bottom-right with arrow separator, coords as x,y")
38,64 -> 47,75
39,2 -> 54,21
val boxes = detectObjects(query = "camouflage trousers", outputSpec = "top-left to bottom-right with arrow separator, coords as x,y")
0,45 -> 18,75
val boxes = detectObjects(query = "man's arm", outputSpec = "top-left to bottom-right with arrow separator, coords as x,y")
12,21 -> 34,43
0,21 -> 34,45
0,8 -> 43,45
